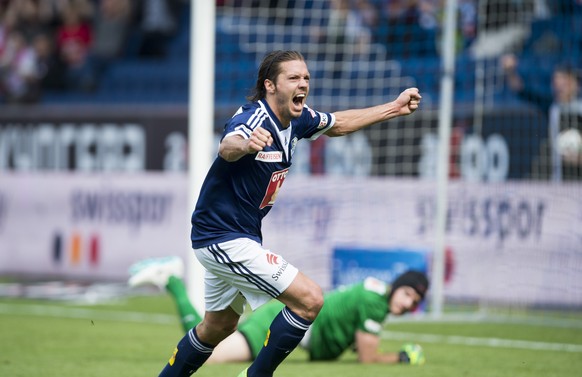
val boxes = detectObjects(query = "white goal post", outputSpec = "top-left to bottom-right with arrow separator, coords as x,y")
187,0 -> 216,314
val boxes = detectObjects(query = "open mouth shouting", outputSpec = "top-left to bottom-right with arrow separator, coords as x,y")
292,93 -> 306,112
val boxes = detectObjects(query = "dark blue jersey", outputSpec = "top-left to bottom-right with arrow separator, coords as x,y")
191,100 -> 334,248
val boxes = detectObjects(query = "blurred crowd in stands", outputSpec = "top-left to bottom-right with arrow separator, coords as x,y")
0,0 -> 185,104
0,0 -> 580,105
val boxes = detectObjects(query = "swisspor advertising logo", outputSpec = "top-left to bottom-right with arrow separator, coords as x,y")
51,189 -> 173,268
260,168 -> 289,209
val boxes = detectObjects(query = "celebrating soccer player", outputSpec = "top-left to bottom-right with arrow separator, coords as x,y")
156,50 -> 421,377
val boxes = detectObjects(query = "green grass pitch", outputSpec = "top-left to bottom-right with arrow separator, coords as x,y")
1,294 -> 581,377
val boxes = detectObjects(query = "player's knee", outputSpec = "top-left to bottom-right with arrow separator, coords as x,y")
301,286 -> 324,321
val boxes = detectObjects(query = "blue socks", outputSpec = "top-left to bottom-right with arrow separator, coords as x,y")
158,328 -> 214,377
247,307 -> 312,377
158,307 -> 312,376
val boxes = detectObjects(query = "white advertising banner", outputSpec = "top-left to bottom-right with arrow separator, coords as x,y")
0,173 -> 190,280
262,177 -> 582,306
1,173 -> 581,306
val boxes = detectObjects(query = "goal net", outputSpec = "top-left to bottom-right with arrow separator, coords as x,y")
213,0 -> 582,315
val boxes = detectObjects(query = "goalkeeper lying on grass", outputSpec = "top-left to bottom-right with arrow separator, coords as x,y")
129,257 -> 428,366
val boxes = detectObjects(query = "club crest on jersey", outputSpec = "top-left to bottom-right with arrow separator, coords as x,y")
259,168 -> 289,209
290,137 -> 298,157
255,151 -> 283,162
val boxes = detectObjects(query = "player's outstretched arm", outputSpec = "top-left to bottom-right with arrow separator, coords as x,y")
354,331 -> 400,364
354,331 -> 425,365
219,126 -> 273,162
326,88 -> 421,137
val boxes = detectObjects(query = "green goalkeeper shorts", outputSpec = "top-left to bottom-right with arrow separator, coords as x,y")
237,300 -> 285,359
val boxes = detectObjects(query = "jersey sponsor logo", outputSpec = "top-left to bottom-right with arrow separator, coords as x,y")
255,151 -> 283,162
364,277 -> 388,295
259,168 -> 289,209
266,252 -> 279,265
272,260 -> 289,281
317,113 -> 329,129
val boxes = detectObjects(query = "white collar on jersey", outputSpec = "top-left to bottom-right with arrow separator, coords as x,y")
258,100 -> 293,161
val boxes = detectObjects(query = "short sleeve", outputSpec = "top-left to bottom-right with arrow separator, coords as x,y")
295,105 -> 335,140
355,290 -> 389,335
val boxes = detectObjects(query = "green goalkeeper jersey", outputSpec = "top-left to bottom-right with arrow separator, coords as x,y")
237,277 -> 390,360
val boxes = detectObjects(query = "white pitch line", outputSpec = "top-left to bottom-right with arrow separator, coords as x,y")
3,302 -> 582,354
0,303 -> 177,325
388,312 -> 582,329
382,330 -> 582,353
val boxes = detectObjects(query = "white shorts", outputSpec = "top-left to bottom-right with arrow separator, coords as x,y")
194,238 -> 299,315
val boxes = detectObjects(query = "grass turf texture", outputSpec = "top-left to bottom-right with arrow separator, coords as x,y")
1,295 -> 581,377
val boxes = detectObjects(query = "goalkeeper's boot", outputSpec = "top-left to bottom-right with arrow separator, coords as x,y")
128,256 -> 184,290
236,368 -> 248,377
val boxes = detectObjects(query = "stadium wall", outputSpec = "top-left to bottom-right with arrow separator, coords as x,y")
0,171 -> 580,307
0,106 -> 580,307
0,105 -> 550,180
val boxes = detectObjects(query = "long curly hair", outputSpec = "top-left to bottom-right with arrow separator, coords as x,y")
246,50 -> 305,102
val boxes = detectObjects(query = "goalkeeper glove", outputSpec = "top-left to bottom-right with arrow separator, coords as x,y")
398,343 -> 426,365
